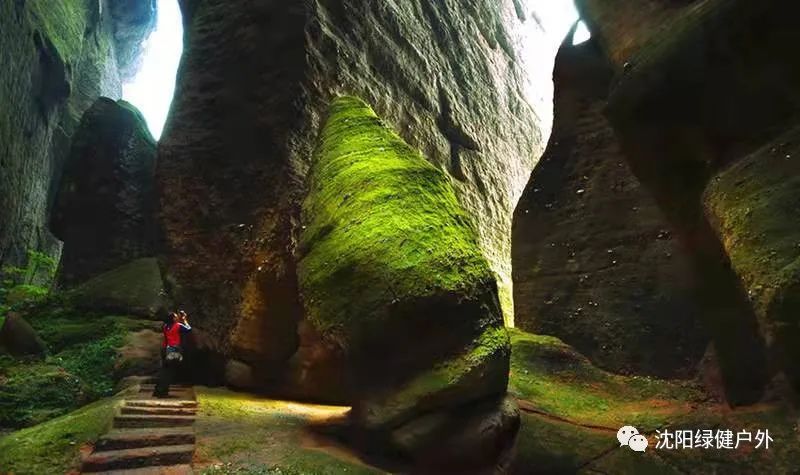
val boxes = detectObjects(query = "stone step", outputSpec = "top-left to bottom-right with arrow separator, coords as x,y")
95,428 -> 196,452
114,414 -> 196,429
126,399 -> 198,409
137,390 -> 195,399
81,445 -> 194,472
139,384 -> 193,390
84,464 -> 193,475
122,405 -> 197,417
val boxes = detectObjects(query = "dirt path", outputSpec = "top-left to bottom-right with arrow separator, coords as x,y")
81,381 -> 197,474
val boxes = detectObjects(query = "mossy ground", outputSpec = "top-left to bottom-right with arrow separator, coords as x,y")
299,96 -> 494,343
0,299 -> 151,428
0,391 -> 124,474
194,387 -> 384,474
508,329 -> 705,431
509,328 -> 800,472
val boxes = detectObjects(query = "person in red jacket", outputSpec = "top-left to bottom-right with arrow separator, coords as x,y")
153,310 -> 192,397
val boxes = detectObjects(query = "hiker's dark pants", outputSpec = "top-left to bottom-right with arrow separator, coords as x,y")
154,348 -> 178,397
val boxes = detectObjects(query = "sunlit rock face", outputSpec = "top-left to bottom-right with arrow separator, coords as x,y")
512,34 -> 706,378
0,0 -> 155,273
158,0 -> 567,369
577,0 -> 800,404
52,98 -> 157,286
109,0 -> 157,80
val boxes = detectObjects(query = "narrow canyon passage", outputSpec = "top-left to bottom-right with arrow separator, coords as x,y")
2,1 -> 800,474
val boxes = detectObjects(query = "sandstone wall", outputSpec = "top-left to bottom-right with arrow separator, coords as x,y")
512,35 -> 706,378
51,98 -> 157,286
0,0 -> 155,273
577,0 -> 800,403
159,0 -> 563,368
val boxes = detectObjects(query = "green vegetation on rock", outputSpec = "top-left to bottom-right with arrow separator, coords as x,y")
0,392 -> 123,474
508,329 -> 705,431
299,96 -> 495,345
358,326 -> 509,430
1,249 -> 58,315
0,301 -> 152,428
27,0 -> 89,63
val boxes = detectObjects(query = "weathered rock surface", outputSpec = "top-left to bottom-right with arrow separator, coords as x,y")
109,0 -> 157,80
512,33 -> 705,377
390,396 -> 520,471
577,0 -> 800,404
52,98 -> 157,286
157,0 -> 562,368
115,327 -> 163,378
70,258 -> 169,318
0,312 -> 46,356
0,0 -> 155,275
704,125 -> 800,393
297,97 -> 512,463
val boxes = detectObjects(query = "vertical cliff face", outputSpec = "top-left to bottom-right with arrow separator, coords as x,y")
576,0 -> 800,403
51,98 -> 157,286
158,0 -> 560,367
512,35 -> 706,378
0,0 -> 155,272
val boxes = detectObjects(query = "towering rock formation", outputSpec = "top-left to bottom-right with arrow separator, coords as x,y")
158,0 -> 562,370
296,97 -> 515,468
52,98 -> 157,286
575,0 -> 800,403
512,32 -> 706,378
0,0 -> 155,273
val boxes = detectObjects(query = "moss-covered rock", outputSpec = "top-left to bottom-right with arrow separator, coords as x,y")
508,328 -> 800,473
512,33 -> 706,379
52,98 -> 157,286
0,391 -> 125,474
69,258 -> 169,318
0,313 -> 46,357
703,125 -> 800,392
508,329 -> 706,431
297,96 -> 512,464
575,0 -> 800,405
0,301 -> 153,429
1,0 -> 154,275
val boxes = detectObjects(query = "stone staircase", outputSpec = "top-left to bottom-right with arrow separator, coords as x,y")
81,382 -> 197,474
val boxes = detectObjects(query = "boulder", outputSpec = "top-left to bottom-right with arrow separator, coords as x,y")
52,98 -> 157,286
1,0 -> 152,273
703,125 -> 800,392
0,312 -> 46,356
512,31 -> 705,377
114,327 -> 162,378
224,359 -> 258,390
391,396 -> 520,470
297,97 -> 511,452
572,0 -> 800,405
157,0 -> 562,365
70,258 -> 169,318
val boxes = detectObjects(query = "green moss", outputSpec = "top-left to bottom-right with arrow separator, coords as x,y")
0,301 -> 151,428
0,393 -> 122,474
195,388 -> 380,474
299,96 -> 494,344
27,0 -> 89,64
360,326 -> 509,429
513,413 -> 615,474
703,128 -> 800,323
508,329 -> 704,431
